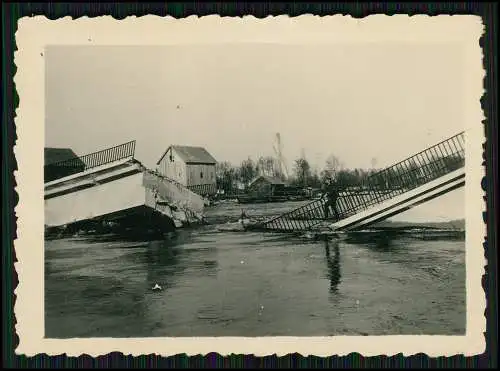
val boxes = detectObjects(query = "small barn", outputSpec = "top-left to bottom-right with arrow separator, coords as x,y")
44,147 -> 86,182
156,145 -> 217,196
247,175 -> 287,197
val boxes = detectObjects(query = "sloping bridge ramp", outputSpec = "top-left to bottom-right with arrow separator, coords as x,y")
251,132 -> 465,233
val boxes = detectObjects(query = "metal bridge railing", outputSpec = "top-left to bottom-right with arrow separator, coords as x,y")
257,132 -> 465,232
44,140 -> 136,183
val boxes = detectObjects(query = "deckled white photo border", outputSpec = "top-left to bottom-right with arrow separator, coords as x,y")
13,14 -> 486,357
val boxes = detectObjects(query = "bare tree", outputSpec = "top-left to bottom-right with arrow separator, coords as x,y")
216,161 -> 237,193
264,156 -> 276,177
293,158 -> 311,186
256,156 -> 266,176
239,157 -> 257,185
321,154 -> 342,182
256,156 -> 277,177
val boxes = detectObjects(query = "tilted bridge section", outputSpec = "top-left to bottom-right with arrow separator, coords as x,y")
44,140 -> 206,229
249,132 -> 465,233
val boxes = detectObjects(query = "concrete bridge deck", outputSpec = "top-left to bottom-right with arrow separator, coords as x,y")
44,142 -> 206,231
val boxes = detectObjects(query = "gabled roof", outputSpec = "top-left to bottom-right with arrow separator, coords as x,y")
157,145 -> 217,165
249,175 -> 287,187
44,147 -> 83,166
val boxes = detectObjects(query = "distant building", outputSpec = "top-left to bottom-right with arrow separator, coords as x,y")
44,147 -> 86,182
247,175 -> 287,197
234,180 -> 246,191
156,145 -> 217,196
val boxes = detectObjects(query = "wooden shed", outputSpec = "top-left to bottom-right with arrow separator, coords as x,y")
247,175 -> 287,197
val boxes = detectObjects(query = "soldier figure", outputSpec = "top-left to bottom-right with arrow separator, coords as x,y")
322,178 -> 340,220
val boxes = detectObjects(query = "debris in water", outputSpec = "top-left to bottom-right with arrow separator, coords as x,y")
356,299 -> 360,306
197,314 -> 218,320
152,283 -> 162,291
240,260 -> 245,264
216,222 -> 246,232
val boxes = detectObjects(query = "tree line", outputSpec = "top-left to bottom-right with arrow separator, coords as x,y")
216,152 -> 464,196
215,154 -> 376,195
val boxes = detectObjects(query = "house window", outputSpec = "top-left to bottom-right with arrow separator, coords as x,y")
200,172 -> 204,179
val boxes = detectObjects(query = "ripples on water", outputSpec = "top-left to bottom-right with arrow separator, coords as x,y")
45,202 -> 465,338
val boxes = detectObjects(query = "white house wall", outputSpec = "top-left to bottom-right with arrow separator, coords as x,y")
157,148 -> 188,185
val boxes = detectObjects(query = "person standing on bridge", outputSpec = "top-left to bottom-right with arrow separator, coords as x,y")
322,178 -> 340,220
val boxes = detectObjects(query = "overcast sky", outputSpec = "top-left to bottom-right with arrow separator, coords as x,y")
45,44 -> 465,221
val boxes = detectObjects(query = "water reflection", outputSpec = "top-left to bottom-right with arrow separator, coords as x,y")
143,231 -> 219,292
324,240 -> 341,294
345,231 -> 399,252
45,225 -> 466,337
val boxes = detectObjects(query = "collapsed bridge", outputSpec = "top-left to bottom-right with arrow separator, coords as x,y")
44,140 -> 206,233
249,132 -> 465,233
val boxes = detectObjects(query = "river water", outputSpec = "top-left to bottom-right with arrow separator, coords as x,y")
45,201 -> 465,338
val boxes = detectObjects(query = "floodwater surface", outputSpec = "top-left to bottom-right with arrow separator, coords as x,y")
45,202 -> 465,338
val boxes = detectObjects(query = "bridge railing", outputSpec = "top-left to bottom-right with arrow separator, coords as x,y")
257,132 -> 465,232
44,141 -> 136,182
341,131 -> 465,217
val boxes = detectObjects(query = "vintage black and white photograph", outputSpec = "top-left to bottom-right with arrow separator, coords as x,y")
14,15 -> 485,356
